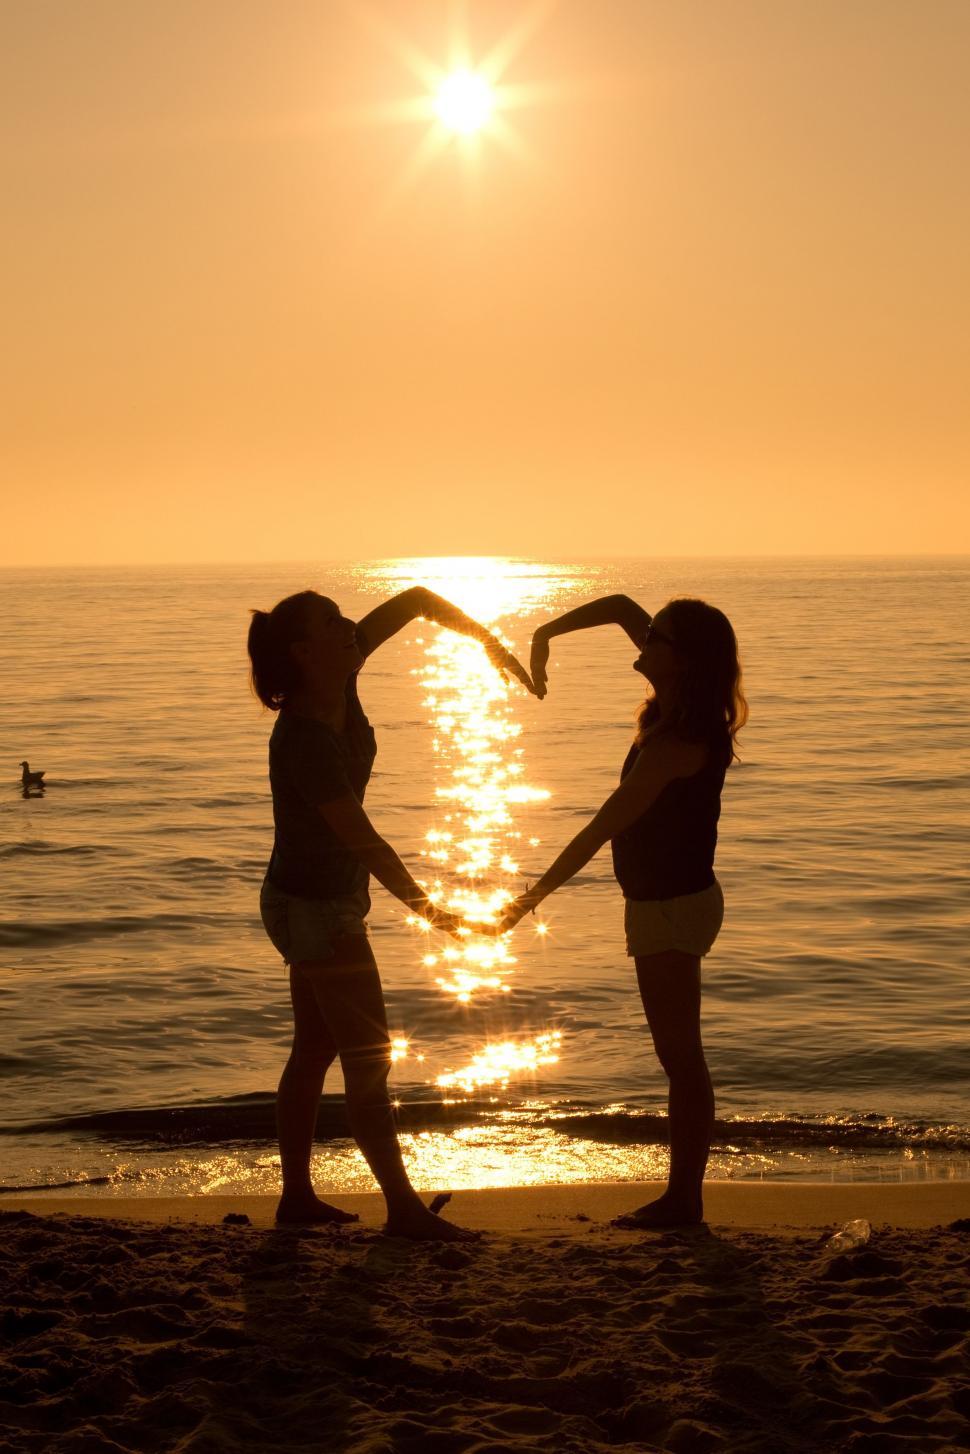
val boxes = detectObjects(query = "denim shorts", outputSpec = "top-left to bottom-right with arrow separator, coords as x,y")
260,875 -> 371,967
623,880 -> 724,959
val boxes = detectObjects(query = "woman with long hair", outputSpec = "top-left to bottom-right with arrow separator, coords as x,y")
248,585 -> 533,1239
499,594 -> 747,1227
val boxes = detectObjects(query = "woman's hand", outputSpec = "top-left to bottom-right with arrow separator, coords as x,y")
425,905 -> 466,939
496,885 -> 545,935
527,598 -> 653,696
529,630 -> 550,699
484,637 -> 538,696
496,899 -> 528,935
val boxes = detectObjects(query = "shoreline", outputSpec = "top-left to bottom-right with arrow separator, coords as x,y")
5,1178 -> 969,1231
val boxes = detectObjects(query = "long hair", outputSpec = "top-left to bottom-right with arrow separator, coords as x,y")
247,590 -> 320,710
636,597 -> 748,765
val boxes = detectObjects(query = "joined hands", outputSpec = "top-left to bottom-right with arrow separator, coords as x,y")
420,890 -> 545,940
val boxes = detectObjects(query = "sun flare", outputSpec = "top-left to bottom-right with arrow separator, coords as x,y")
434,70 -> 494,135
339,0 -> 569,211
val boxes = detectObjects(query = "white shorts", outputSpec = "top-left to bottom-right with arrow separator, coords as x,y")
623,881 -> 724,959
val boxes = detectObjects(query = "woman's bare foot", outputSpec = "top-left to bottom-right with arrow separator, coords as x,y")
275,1192 -> 359,1226
384,1199 -> 480,1242
612,1192 -> 703,1229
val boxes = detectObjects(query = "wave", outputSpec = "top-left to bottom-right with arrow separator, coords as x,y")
165,857 -> 238,882
0,913 -> 228,948
0,842 -> 107,860
189,796 -> 263,810
2,1094 -> 491,1144
43,777 -> 128,788
4,1095 -> 968,1152
865,773 -> 970,791
0,1177 -> 112,1194
544,1109 -> 970,1152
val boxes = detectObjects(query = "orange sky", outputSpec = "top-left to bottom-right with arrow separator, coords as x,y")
2,0 -> 968,565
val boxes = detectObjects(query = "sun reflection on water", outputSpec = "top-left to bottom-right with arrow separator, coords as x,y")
435,1032 -> 562,1094
368,555 -> 581,624
414,627 -> 549,993
362,558 -> 594,1106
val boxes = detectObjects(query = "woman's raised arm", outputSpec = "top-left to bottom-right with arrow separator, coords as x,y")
530,594 -> 651,698
356,587 -> 536,694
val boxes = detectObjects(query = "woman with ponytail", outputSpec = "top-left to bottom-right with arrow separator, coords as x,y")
249,586 -> 534,1239
499,595 -> 747,1228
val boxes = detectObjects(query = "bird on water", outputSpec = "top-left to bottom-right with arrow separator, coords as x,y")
20,761 -> 45,789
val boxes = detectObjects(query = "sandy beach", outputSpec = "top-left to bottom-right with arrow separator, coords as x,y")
3,1182 -> 969,1453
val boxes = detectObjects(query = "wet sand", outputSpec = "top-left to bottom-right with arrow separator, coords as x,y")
3,1183 -> 969,1452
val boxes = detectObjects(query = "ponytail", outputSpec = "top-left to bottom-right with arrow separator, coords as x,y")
247,591 -> 319,710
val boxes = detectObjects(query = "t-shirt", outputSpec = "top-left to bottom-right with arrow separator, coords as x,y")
265,676 -> 377,899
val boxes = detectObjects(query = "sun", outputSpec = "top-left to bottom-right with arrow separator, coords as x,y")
434,70 -> 494,135
339,0 -> 568,211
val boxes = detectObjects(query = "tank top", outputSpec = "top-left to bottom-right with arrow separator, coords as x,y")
266,674 -> 377,898
610,737 -> 726,901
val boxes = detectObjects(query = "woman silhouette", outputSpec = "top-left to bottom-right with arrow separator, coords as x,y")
249,585 -> 533,1238
501,594 -> 746,1227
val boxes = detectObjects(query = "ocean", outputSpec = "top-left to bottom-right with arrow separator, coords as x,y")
2,556 -> 968,1199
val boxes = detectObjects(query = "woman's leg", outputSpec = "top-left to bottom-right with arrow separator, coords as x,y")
299,940 -> 476,1242
622,949 -> 714,1227
276,964 -> 358,1224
